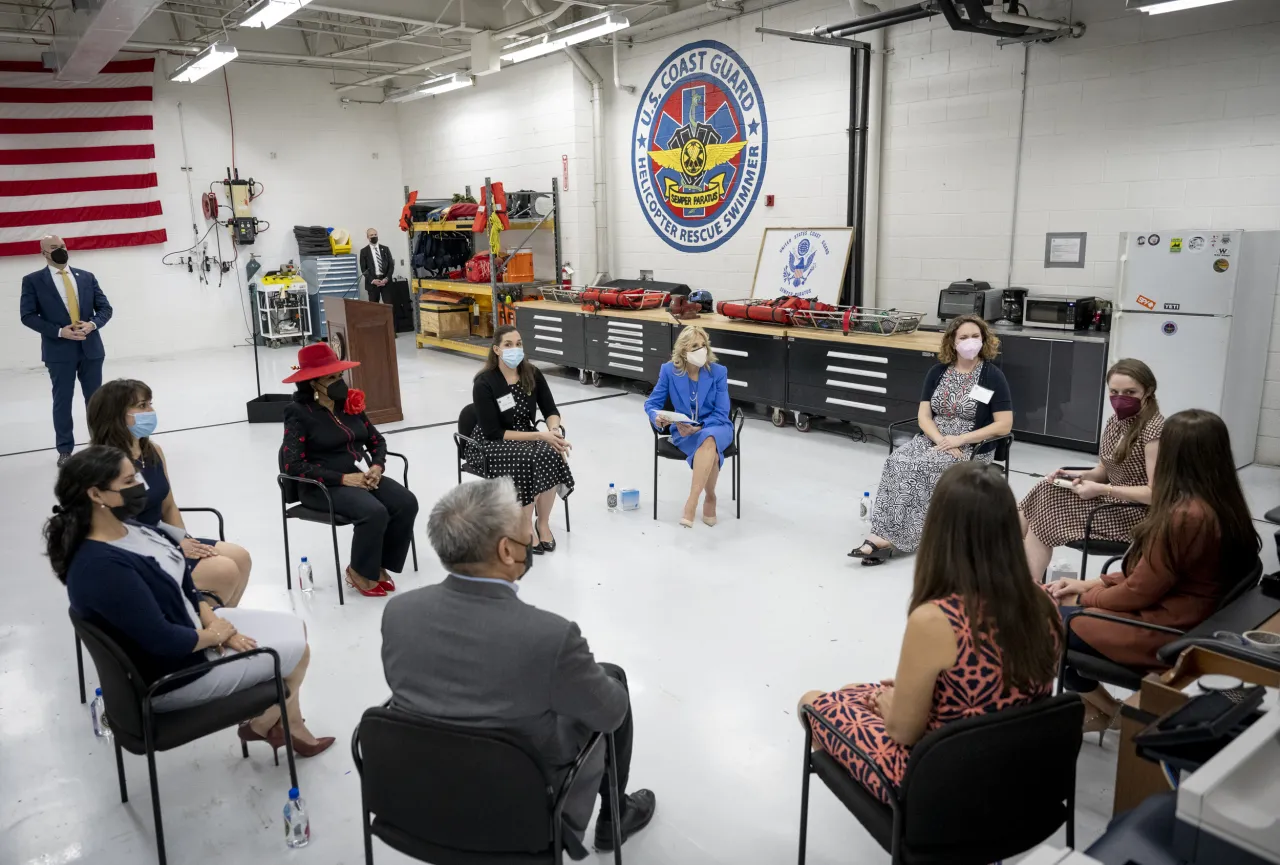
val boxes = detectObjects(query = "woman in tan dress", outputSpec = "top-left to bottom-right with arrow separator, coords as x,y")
1019,358 -> 1163,580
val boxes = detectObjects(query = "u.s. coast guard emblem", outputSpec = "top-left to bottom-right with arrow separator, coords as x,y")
631,40 -> 768,253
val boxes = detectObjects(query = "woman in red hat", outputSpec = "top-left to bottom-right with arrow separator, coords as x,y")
280,343 -> 419,598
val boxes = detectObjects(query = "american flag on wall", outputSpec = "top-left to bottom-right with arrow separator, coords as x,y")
0,56 -> 166,257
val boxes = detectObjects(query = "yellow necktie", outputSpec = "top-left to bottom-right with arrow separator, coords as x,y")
58,269 -> 80,324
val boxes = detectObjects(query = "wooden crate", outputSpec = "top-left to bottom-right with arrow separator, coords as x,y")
473,314 -> 494,338
419,305 -> 471,339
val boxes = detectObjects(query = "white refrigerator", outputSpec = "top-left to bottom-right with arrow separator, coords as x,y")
1112,229 -> 1279,467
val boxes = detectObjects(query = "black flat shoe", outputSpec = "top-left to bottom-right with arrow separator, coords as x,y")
57,452 -> 71,468
861,545 -> 896,567
594,789 -> 657,851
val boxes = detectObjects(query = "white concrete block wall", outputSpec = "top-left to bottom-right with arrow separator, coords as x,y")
876,0 -> 1280,464
0,54 -> 405,371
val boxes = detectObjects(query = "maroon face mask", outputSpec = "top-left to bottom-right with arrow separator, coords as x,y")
1110,394 -> 1142,419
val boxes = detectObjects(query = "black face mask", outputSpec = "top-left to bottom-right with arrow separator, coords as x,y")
108,484 -> 148,521
50,247 -> 69,266
504,536 -> 534,579
325,379 -> 349,404
369,236 -> 378,246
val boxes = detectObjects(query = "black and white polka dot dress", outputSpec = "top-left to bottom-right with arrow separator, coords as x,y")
465,385 -> 575,506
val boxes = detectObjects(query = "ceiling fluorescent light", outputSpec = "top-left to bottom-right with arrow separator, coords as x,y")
1128,0 -> 1235,13
170,42 -> 238,83
501,13 -> 630,64
389,73 -> 475,103
241,0 -> 314,30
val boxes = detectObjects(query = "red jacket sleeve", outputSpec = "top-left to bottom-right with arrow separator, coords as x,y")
1080,504 -> 1211,612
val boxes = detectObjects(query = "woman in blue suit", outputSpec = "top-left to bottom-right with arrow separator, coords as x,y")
645,325 -> 734,527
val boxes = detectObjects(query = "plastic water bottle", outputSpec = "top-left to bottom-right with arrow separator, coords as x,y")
284,787 -> 310,848
298,557 -> 314,594
858,491 -> 873,521
90,687 -> 111,739
606,483 -> 618,512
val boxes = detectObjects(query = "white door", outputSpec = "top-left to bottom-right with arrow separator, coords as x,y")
1110,311 -> 1231,419
1118,229 -> 1239,316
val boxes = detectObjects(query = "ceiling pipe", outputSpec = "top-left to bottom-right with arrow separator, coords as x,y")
812,0 -> 931,36
616,0 -> 733,37
306,5 -> 458,28
830,6 -> 931,37
612,29 -> 632,93
495,1 -> 570,37
564,44 -> 610,282
327,24 -> 439,58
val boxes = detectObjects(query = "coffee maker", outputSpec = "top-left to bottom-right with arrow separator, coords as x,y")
1000,288 -> 1028,324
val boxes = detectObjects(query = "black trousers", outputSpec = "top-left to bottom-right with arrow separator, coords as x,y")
366,279 -> 386,303
300,477 -> 418,580
1061,606 -> 1110,693
597,663 -> 633,819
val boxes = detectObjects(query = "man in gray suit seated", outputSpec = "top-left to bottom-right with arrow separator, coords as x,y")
381,477 -> 656,856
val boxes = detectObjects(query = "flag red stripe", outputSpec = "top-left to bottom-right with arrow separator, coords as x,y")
0,201 -> 162,228
0,59 -> 155,74
0,144 -> 155,165
0,173 -> 158,196
0,228 -> 166,257
0,86 -> 153,103
0,115 -> 153,134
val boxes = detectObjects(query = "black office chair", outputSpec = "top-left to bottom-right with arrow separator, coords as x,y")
797,694 -> 1084,865
277,447 -> 418,606
887,416 -> 1013,477
1266,505 -> 1280,562
351,705 -> 622,865
70,610 -> 298,865
1057,555 -> 1265,700
74,506 -> 226,705
453,404 -> 572,532
652,403 -> 744,520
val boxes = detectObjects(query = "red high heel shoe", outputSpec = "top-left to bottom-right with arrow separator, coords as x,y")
265,722 -> 335,758
378,570 -> 396,592
346,568 -> 386,597
239,721 -> 284,765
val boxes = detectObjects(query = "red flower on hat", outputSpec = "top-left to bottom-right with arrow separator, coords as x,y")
344,389 -> 367,415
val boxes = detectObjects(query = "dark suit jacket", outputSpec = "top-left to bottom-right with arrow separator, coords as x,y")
19,266 -> 112,363
381,576 -> 628,836
359,243 -> 395,288
473,366 -> 561,439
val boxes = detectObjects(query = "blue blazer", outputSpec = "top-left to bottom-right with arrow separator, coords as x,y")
19,266 -> 112,363
66,527 -> 207,691
644,361 -> 732,430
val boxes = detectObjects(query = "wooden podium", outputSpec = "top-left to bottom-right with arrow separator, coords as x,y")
323,298 -> 403,424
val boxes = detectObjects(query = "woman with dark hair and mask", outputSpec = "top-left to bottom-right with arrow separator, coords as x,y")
47,445 -> 333,757
88,378 -> 252,606
281,343 -> 419,598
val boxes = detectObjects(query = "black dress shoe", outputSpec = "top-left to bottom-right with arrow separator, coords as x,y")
57,452 -> 71,468
594,789 -> 656,851
537,536 -> 557,553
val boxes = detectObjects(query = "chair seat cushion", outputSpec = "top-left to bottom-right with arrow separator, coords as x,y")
372,817 -> 555,865
656,439 -> 739,461
810,751 -> 895,853
1065,650 -> 1145,691
1066,538 -> 1130,555
285,504 -> 352,526
116,681 -> 279,754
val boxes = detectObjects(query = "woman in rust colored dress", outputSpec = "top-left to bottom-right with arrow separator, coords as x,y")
1047,409 -> 1260,733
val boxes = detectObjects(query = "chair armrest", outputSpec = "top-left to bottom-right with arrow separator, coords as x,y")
732,407 -> 744,447
144,646 -> 283,700
178,507 -> 225,541
1084,502 -> 1146,541
1101,555 -> 1126,574
887,416 -> 921,453
278,473 -> 338,518
384,450 -> 410,488
800,704 -> 902,805
971,432 -> 1013,454
1065,608 -> 1185,639
552,731 -> 606,820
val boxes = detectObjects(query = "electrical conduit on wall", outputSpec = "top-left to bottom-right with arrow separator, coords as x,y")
854,0 -> 884,309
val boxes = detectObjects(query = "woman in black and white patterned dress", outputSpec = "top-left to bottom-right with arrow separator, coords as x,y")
851,316 -> 1014,566
468,325 -> 575,553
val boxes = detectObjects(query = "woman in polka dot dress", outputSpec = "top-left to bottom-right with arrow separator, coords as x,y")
468,326 -> 575,553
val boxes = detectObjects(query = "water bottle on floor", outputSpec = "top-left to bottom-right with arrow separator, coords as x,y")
858,491 -> 873,521
284,787 -> 310,848
606,483 -> 618,512
90,687 -> 111,739
298,557 -> 314,595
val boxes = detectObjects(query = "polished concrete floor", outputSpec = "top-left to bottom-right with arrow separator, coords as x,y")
2,335 -> 1277,865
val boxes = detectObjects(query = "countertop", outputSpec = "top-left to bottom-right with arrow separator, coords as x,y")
917,316 -> 1111,345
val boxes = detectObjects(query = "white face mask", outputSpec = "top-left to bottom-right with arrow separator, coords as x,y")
686,346 -> 708,368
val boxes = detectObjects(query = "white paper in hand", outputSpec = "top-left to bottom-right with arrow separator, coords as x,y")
656,410 -> 700,425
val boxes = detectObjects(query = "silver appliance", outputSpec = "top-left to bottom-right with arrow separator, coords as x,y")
1113,229 -> 1280,467
1023,295 -> 1097,331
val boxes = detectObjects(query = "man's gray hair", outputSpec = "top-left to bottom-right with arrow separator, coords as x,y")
427,477 -> 523,569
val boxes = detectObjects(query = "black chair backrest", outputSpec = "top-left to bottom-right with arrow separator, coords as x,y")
457,404 -> 478,458
69,609 -> 149,739
278,445 -> 301,504
1217,556 -> 1264,612
899,694 -> 1083,857
357,707 -> 554,854
992,435 -> 1012,462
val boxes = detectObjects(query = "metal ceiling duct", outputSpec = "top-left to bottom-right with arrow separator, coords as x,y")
49,0 -> 166,82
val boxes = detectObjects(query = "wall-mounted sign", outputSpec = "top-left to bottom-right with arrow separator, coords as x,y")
1045,232 -> 1087,268
630,40 -> 768,253
750,227 -> 854,305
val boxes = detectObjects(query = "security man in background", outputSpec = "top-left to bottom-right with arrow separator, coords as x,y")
360,226 -> 394,303
19,234 -> 113,466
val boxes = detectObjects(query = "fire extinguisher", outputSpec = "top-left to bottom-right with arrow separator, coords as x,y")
561,262 -> 574,288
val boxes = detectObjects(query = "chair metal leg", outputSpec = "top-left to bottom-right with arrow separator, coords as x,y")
652,446 -> 659,520
75,635 -> 86,704
736,454 -> 741,519
363,809 -> 375,865
564,497 -> 571,533
1066,787 -> 1076,848
114,735 -> 128,803
331,521 -> 344,606
274,670 -> 300,791
606,733 -> 623,865
797,726 -> 812,865
146,746 -> 167,865
281,495 -> 293,592
1079,540 -> 1090,580
410,535 -> 418,571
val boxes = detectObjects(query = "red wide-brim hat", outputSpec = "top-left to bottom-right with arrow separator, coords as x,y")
282,342 -> 360,383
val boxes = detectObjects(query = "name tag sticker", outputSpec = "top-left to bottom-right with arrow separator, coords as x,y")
970,385 -> 994,404
497,393 -> 516,412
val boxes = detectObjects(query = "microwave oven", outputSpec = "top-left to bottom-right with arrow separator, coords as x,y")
937,280 -> 1003,321
1022,295 -> 1097,331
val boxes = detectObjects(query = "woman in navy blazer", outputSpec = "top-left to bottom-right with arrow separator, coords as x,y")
48,446 -> 333,758
644,325 -> 734,527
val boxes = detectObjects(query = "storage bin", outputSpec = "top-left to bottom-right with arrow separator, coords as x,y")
504,248 -> 534,283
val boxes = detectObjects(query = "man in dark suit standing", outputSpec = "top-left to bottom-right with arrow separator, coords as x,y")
359,226 -> 394,303
382,478 -> 656,857
19,234 -> 113,466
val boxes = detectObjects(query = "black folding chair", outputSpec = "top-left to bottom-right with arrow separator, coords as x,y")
277,447 -> 418,605
453,404 -> 571,532
351,704 -> 622,864
70,610 -> 298,865
1051,466 -> 1147,580
652,403 -> 744,520
75,506 -> 226,705
798,694 -> 1084,865
886,416 -> 1014,477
